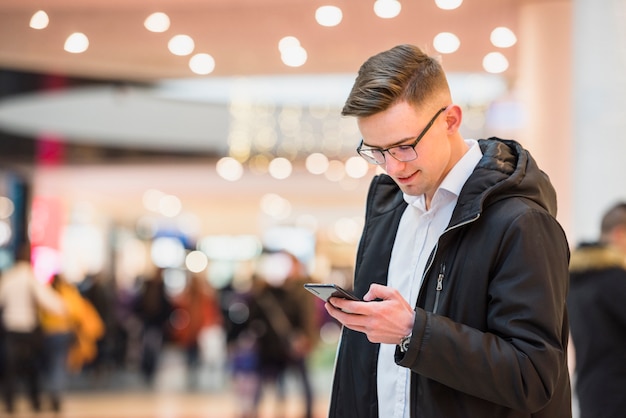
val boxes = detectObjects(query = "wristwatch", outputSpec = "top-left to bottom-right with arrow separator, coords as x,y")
399,333 -> 412,353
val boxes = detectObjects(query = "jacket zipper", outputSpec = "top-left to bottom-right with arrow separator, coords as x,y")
433,264 -> 445,314
420,212 -> 481,314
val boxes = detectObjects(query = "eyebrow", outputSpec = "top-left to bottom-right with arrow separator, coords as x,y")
361,135 -> 418,149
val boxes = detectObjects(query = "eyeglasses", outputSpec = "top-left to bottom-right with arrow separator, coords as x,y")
356,106 -> 448,165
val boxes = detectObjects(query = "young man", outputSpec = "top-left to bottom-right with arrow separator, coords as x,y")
325,44 -> 571,417
568,202 -> 626,418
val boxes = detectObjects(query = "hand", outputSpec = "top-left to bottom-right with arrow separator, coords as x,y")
325,283 -> 415,345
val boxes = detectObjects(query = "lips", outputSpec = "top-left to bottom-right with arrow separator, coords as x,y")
395,170 -> 418,183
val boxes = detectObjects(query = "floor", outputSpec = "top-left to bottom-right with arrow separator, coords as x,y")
7,390 -> 329,418
2,344 -> 580,418
2,345 -> 332,418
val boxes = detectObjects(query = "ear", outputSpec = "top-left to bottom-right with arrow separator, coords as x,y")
444,104 -> 462,133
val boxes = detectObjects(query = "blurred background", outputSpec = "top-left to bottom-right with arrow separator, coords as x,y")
0,0 -> 622,416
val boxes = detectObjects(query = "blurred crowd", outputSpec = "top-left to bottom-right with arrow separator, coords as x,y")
0,246 -> 335,417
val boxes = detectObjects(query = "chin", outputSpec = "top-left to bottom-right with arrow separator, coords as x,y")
399,185 -> 421,196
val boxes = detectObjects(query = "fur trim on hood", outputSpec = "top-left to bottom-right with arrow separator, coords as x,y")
569,242 -> 626,273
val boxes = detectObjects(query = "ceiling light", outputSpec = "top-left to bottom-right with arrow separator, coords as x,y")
260,193 -> 292,219
278,36 -> 308,67
435,0 -> 463,10
374,0 -> 402,19
305,153 -> 330,175
189,53 -> 215,75
144,12 -> 170,33
64,33 -> 89,53
29,10 -> 49,30
268,157 -> 293,179
159,194 -> 182,217
281,46 -> 307,67
490,27 -> 517,48
185,250 -> 208,273
168,34 -> 195,56
433,32 -> 460,54
345,156 -> 369,179
216,157 -> 244,181
278,36 -> 300,53
482,52 -> 509,74
316,6 -> 343,27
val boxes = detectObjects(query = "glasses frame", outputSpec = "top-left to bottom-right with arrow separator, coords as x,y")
356,106 -> 448,165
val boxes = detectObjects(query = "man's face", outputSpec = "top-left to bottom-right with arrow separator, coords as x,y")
357,101 -> 453,199
611,224 -> 626,258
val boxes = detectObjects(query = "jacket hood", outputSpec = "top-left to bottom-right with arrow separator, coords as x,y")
452,138 -> 558,224
366,138 -> 558,223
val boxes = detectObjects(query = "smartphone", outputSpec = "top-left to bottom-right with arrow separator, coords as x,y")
303,283 -> 360,302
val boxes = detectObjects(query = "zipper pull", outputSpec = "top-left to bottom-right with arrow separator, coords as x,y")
433,263 -> 445,314
436,264 -> 445,291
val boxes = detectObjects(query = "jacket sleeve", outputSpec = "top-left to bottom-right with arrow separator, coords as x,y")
397,208 -> 570,412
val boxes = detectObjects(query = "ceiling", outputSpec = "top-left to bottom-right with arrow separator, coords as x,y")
0,0 -> 521,156
0,0 -> 524,246
0,0 -> 519,81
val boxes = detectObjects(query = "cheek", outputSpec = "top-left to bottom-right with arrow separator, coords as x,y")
418,140 -> 442,165
418,142 -> 450,176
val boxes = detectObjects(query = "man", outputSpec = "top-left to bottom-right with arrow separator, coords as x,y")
568,203 -> 626,418
324,44 -> 571,417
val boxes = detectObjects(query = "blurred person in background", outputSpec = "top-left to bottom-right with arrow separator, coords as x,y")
0,244 -> 66,414
66,284 -> 105,376
278,251 -> 319,418
39,273 -> 104,412
170,271 -> 223,389
221,274 -> 260,418
568,202 -> 626,418
111,274 -> 144,372
133,267 -> 173,386
247,250 -> 318,418
78,272 -> 116,381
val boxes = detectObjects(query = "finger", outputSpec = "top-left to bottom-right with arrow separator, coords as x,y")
329,297 -> 364,314
326,305 -> 369,332
325,300 -> 356,318
325,301 -> 341,317
364,283 -> 395,301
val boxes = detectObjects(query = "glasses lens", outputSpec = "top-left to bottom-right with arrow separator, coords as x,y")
387,145 -> 418,162
358,148 -> 385,164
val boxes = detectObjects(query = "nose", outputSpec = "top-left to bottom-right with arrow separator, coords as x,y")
383,155 -> 405,175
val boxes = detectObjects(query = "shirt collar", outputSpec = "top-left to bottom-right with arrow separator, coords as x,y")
404,139 -> 482,209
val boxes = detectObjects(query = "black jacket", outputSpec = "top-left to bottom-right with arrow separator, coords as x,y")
568,243 -> 626,418
329,138 -> 571,417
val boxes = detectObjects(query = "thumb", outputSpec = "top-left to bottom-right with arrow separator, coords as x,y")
363,283 -> 392,301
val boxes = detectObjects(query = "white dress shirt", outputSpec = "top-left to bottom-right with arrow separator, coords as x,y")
377,139 -> 482,418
